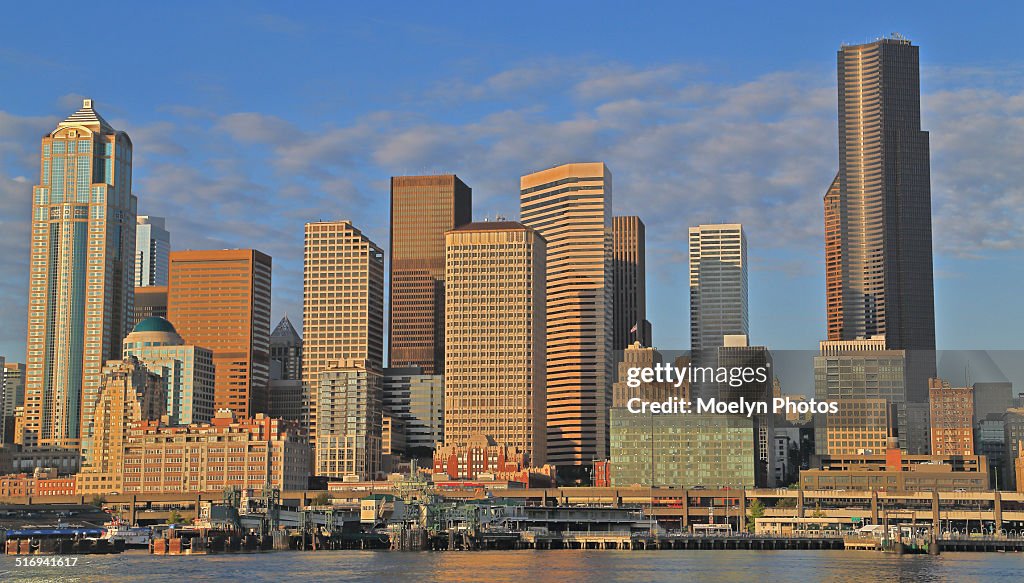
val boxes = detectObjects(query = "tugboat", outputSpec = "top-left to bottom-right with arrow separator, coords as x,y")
101,517 -> 152,549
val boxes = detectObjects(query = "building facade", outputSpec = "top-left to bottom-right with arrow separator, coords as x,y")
122,317 -> 216,425
611,343 -> 689,407
122,411 -> 310,493
302,221 -> 384,449
78,357 -> 165,495
520,163 -> 613,470
316,361 -> 382,480
24,99 -> 137,454
1,363 -> 26,444
135,215 -> 170,287
267,380 -> 304,423
612,216 -> 649,350
167,249 -> 272,418
717,336 -> 775,486
609,411 -> 756,488
433,434 -> 551,484
689,224 -> 748,397
444,221 -> 547,465
388,174 -> 472,375
382,367 -> 444,453
822,398 -> 894,456
827,36 -> 936,396
270,315 -> 302,381
132,286 -> 168,328
929,379 -> 975,456
814,338 -> 927,454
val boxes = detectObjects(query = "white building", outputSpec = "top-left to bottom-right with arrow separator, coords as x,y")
135,215 -> 170,287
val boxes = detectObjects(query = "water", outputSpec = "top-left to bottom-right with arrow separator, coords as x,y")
2,550 -> 1022,582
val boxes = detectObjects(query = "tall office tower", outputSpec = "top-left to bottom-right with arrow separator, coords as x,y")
815,338 -> 929,454
520,162 -> 612,472
24,99 -> 137,453
167,249 -> 272,418
316,360 -> 382,479
689,224 -> 748,398
389,175 -> 472,375
122,316 -> 216,425
444,221 -> 547,464
1,362 -> 26,444
929,378 -> 975,456
132,286 -> 168,327
827,36 -> 936,397
135,216 -> 170,287
383,367 -> 445,454
270,315 -> 303,381
612,216 -> 650,350
303,221 -> 384,450
78,356 -> 165,495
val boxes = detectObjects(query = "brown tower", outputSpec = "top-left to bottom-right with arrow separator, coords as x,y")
302,220 -> 384,450
388,175 -> 471,375
444,221 -> 547,465
167,249 -> 272,418
612,216 -> 649,350
520,162 -> 613,470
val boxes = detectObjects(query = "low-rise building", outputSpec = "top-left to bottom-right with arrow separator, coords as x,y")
609,411 -> 758,488
0,468 -> 76,498
121,410 -> 310,493
801,439 -> 989,491
433,434 -> 554,486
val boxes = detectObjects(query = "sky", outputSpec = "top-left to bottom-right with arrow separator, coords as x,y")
1,1 -> 1023,376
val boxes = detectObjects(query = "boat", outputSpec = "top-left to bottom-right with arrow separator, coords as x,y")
4,526 -> 125,555
102,518 -> 152,549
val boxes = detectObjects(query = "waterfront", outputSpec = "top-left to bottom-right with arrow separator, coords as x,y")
2,550 -> 1023,582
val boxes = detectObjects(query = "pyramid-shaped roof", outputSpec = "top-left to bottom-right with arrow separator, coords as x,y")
57,98 -> 115,133
271,315 -> 302,344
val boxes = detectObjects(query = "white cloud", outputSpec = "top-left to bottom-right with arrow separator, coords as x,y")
1,60 -> 1022,358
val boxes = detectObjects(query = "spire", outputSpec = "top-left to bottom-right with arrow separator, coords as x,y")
57,98 -> 114,133
271,315 -> 302,343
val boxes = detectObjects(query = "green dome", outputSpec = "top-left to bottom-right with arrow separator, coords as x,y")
133,316 -> 178,334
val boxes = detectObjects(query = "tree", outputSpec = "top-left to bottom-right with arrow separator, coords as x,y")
311,492 -> 330,506
89,494 -> 107,507
746,499 -> 765,533
168,510 -> 184,525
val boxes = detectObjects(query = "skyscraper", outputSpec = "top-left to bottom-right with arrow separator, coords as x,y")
826,36 -> 936,387
612,216 -> 650,350
135,216 -> 170,287
520,162 -> 612,472
444,221 -> 547,465
167,249 -> 272,418
270,315 -> 303,381
389,175 -> 472,375
24,99 -> 137,453
689,224 -> 748,385
302,221 -> 384,451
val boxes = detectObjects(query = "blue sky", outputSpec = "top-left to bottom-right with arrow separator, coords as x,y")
1,1 -> 1023,369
